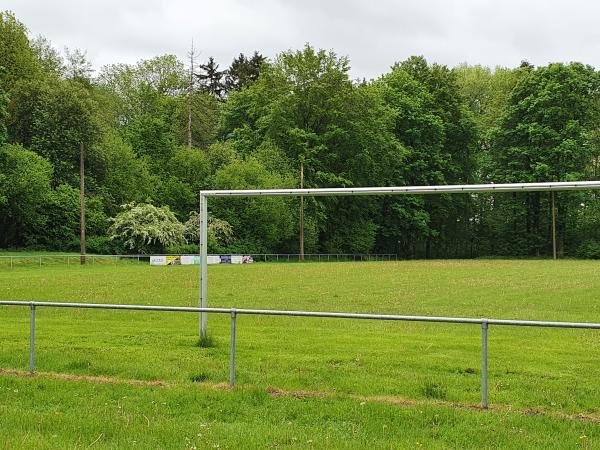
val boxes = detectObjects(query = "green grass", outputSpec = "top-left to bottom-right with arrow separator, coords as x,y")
1,260 -> 600,448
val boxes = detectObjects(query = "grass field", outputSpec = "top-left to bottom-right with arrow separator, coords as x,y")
1,260 -> 600,448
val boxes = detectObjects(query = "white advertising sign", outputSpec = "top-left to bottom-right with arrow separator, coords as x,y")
150,256 -> 167,266
207,255 -> 221,265
181,255 -> 198,265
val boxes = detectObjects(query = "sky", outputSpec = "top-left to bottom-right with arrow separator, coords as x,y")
4,0 -> 600,80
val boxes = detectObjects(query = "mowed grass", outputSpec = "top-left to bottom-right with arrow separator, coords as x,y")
1,260 -> 600,448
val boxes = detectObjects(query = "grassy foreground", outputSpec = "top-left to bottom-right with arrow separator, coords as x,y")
1,260 -> 600,448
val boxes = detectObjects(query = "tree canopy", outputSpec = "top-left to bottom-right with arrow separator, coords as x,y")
1,11 -> 600,257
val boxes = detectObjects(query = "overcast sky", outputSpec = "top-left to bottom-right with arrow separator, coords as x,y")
5,0 -> 600,80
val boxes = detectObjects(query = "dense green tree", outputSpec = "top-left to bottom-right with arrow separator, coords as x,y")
166,146 -> 210,192
196,57 -> 225,99
225,52 -> 266,93
0,11 -> 41,91
493,63 -> 599,183
488,63 -> 600,256
87,130 -> 154,213
0,144 -> 53,248
8,77 -> 99,186
0,83 -> 7,146
173,91 -> 220,148
204,141 -> 237,173
211,158 -> 295,252
377,57 -> 478,257
30,36 -> 64,76
152,146 -> 212,218
454,65 -> 522,156
98,55 -> 185,167
222,45 -> 400,252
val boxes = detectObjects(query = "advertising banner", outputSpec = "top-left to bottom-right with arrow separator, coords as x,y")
166,256 -> 181,265
181,255 -> 198,265
207,255 -> 221,265
150,256 -> 166,266
151,255 -> 254,265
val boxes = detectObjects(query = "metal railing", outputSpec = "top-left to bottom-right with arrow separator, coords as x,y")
246,253 -> 398,262
0,255 -> 136,268
2,300 -> 599,408
0,253 -> 398,268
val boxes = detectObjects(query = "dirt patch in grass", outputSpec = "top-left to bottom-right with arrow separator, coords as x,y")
266,386 -> 329,399
3,367 -> 600,425
0,368 -> 172,387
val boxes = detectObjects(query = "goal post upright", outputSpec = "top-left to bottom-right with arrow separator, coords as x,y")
198,180 -> 600,339
199,192 -> 208,339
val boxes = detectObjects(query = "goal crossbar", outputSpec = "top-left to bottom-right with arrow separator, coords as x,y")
200,181 -> 600,198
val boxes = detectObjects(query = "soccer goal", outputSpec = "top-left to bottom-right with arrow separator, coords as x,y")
198,181 -> 600,338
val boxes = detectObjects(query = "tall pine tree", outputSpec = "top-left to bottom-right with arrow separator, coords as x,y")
196,56 -> 225,99
225,51 -> 266,93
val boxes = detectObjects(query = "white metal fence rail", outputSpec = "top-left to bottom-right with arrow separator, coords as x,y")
2,300 -> 600,408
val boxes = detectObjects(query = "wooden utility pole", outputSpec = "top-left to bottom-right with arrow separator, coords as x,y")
80,142 -> 86,265
187,40 -> 195,148
299,162 -> 304,261
551,191 -> 557,260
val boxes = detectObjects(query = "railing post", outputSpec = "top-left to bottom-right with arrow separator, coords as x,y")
29,304 -> 36,374
481,319 -> 488,408
230,309 -> 237,387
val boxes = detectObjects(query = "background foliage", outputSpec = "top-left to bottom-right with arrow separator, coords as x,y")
1,11 -> 599,256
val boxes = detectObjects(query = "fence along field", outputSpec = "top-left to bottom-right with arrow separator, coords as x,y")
6,297 -> 600,409
0,253 -> 398,269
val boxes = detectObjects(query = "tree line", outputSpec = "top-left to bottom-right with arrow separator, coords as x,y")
1,11 -> 599,257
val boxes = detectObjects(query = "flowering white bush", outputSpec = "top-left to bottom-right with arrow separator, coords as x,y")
108,203 -> 185,253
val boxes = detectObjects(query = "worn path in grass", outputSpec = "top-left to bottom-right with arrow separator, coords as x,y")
1,260 -> 600,447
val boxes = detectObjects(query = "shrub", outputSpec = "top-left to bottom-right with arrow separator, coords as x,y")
86,236 -> 122,255
165,243 -> 199,254
108,203 -> 185,254
184,211 -> 234,252
576,240 -> 600,259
